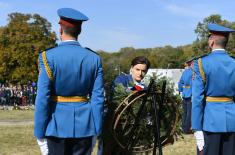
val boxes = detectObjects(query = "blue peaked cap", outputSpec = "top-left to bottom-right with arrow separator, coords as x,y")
57,8 -> 89,21
208,23 -> 234,33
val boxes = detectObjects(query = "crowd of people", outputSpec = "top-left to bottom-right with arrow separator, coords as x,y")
0,82 -> 37,106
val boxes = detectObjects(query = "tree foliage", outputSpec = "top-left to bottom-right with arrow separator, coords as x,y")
194,14 -> 235,55
0,13 -> 235,86
99,15 -> 235,85
195,14 -> 223,40
0,12 -> 57,84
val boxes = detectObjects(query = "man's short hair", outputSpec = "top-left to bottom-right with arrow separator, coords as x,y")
214,36 -> 228,48
62,23 -> 82,38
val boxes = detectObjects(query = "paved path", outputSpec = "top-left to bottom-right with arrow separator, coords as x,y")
0,119 -> 33,126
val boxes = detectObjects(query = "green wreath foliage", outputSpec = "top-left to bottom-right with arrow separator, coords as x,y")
103,77 -> 183,154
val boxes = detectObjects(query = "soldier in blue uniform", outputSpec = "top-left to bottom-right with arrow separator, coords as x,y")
192,23 -> 235,155
34,8 -> 104,155
178,60 -> 193,134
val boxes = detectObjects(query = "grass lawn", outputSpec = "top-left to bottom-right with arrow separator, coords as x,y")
163,134 -> 196,155
0,125 -> 196,155
0,125 -> 40,155
0,110 -> 197,154
0,110 -> 34,121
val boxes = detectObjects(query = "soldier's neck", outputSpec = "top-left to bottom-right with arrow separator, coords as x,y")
61,35 -> 77,41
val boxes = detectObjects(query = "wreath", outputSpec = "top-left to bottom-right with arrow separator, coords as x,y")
103,77 -> 182,154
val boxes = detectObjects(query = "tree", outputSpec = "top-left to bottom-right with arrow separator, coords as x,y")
195,14 -> 223,40
0,12 -> 57,84
194,14 -> 235,56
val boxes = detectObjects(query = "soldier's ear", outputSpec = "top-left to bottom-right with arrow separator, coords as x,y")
211,40 -> 215,49
208,39 -> 213,50
59,27 -> 63,40
60,27 -> 63,35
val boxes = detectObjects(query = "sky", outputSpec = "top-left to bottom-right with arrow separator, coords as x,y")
0,0 -> 234,52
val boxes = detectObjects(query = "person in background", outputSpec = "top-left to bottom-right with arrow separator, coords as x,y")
192,23 -> 235,155
113,56 -> 151,91
103,56 -> 151,155
34,8 -> 104,155
178,59 -> 193,134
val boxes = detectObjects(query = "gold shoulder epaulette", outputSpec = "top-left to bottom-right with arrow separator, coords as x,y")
42,51 -> 53,81
198,58 -> 206,83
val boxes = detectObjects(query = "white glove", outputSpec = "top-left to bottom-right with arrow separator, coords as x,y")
194,131 -> 204,151
37,139 -> 48,155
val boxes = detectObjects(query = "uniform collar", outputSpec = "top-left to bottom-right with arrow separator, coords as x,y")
58,40 -> 81,46
212,48 -> 225,52
211,49 -> 226,54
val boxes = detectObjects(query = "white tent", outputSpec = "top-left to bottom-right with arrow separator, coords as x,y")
143,69 -> 184,94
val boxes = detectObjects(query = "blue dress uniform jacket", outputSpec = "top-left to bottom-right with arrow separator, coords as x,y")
114,74 -> 133,88
112,74 -> 147,95
178,68 -> 192,98
34,41 -> 104,139
192,50 -> 235,132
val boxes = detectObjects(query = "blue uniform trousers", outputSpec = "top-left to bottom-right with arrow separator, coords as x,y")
182,97 -> 192,133
47,136 -> 92,155
202,132 -> 235,155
